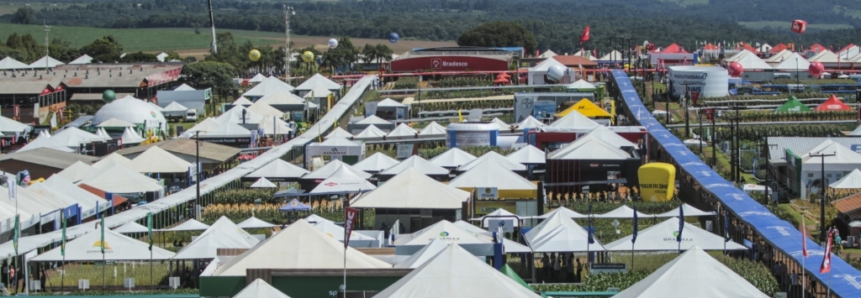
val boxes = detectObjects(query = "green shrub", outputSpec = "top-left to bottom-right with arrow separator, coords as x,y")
213,189 -> 278,204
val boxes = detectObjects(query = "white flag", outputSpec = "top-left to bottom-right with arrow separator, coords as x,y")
50,112 -> 57,128
6,173 -> 17,201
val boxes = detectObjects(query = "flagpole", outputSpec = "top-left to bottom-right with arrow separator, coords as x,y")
801,256 -> 805,298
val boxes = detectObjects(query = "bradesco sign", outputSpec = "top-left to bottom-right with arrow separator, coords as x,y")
390,56 -> 509,72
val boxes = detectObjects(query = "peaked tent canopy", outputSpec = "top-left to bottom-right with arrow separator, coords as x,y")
548,135 -> 631,160
69,54 -> 93,64
353,124 -> 388,139
377,98 -> 407,108
233,279 -> 292,298
184,118 -> 222,135
530,206 -> 587,219
129,146 -> 193,173
217,106 -> 263,125
295,73 -> 343,91
506,145 -> 546,164
475,208 -> 522,227
517,115 -> 545,130
490,117 -> 511,130
258,116 -> 293,136
112,221 -> 150,234
594,205 -> 650,218
850,125 -> 861,136
830,168 -> 861,189
654,203 -> 717,217
17,135 -> 75,153
356,115 -> 391,125
555,99 -> 611,118
256,91 -> 305,106
604,218 -> 747,251
57,161 -> 98,183
387,123 -> 418,138
429,147 -> 477,169
173,84 -> 196,91
311,220 -> 377,243
0,57 -> 29,70
419,121 -> 447,136
772,53 -> 811,70
524,212 -> 605,252
214,220 -> 390,276
381,155 -> 450,176
395,220 -> 489,246
28,56 -> 65,68
161,102 -> 189,113
374,244 -> 542,298
566,79 -> 597,91
324,127 -> 354,139
353,168 -> 469,209
242,77 -> 295,98
585,126 -> 637,148
309,167 -> 376,194
232,97 -> 254,107
161,219 -> 210,232
724,50 -> 772,70
120,127 -> 145,144
51,127 -> 108,148
248,74 -> 268,83
612,246 -> 769,298
31,229 -> 175,262
92,153 -> 134,169
237,216 -> 276,229
458,151 -> 526,172
394,238 -> 448,268
250,177 -> 277,188
816,94 -> 852,111
0,115 -> 31,134
244,159 -> 309,181
202,121 -> 252,138
775,96 -> 812,112
448,161 -> 536,198
303,159 -> 371,180
352,152 -> 399,173
96,118 -> 137,128
79,163 -> 164,193
173,217 -> 261,259
549,109 -> 601,129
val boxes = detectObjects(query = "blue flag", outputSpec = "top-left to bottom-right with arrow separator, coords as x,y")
724,211 -> 730,242
587,204 -> 594,244
632,204 -> 638,244
677,204 -> 684,242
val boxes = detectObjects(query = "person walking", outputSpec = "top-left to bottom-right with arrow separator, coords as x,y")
575,258 -> 584,283
835,231 -> 843,256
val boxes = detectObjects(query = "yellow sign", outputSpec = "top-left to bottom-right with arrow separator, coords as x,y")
638,163 -> 676,202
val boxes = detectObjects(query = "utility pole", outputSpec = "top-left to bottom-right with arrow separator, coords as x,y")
683,82 -> 690,137
195,131 -> 202,219
284,5 -> 295,85
44,22 -> 50,69
809,151 -> 836,242
726,106 -> 743,182
207,0 -> 217,54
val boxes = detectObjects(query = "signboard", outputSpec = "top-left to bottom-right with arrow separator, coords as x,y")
397,144 -> 415,159
589,263 -> 627,274
390,56 -> 509,72
487,219 -> 515,232
477,187 -> 498,199
532,101 -> 556,121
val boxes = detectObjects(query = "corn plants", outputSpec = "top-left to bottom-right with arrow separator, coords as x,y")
214,189 -> 278,204
435,77 -> 494,88
714,124 -> 854,140
735,111 -> 855,122
393,77 -> 420,89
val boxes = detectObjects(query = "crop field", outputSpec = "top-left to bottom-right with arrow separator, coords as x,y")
738,21 -> 853,31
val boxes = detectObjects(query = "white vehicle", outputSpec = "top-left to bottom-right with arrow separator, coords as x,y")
185,109 -> 198,122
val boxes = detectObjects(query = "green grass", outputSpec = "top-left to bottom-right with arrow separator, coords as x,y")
0,24 -> 285,52
46,263 -> 171,288
738,21 -> 853,31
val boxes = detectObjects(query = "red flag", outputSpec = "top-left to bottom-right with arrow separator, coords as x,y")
820,228 -> 833,273
593,49 -> 597,59
690,91 -> 700,105
535,49 -> 540,57
344,207 -> 359,248
580,26 -> 590,45
801,216 -> 808,258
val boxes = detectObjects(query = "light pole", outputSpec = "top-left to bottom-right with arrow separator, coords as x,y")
810,151 -> 836,242
207,0 -> 217,54
195,131 -> 202,219
44,22 -> 50,69
284,5 -> 296,85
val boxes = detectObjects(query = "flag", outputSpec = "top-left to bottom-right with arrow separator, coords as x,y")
12,214 -> 19,255
632,204 -> 638,244
344,208 -> 359,248
820,228 -> 833,273
535,49 -> 540,57
6,173 -> 17,201
18,170 -> 30,185
801,216 -> 808,257
724,211 -> 730,242
147,212 -> 153,251
587,204 -> 594,244
579,26 -> 590,45
61,212 -> 67,257
100,215 -> 105,253
677,204 -> 684,242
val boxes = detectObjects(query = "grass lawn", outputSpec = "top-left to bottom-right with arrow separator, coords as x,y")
46,263 -> 171,288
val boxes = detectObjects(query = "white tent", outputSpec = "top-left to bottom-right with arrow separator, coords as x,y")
387,123 -> 418,138
448,161 -> 536,198
850,125 -> 861,136
161,219 -> 210,232
173,84 -> 195,91
530,206 -> 587,219
394,238 -> 448,268
474,208 -> 522,227
173,231 -> 253,260
377,98 -> 406,108
237,217 -> 276,229
51,127 -> 108,148
353,124 -> 387,140
0,115 -> 30,134
598,51 -> 623,61
295,73 -> 342,92
42,175 -> 110,217
17,135 -> 74,153
37,130 -> 48,138
92,153 -> 134,169
31,229 -> 175,262
28,56 -> 64,68
517,116 -> 545,130
800,139 -> 861,173
130,146 -> 192,173
184,118 -> 222,135
506,145 -> 546,164
548,135 -> 631,160
353,152 -> 399,173
232,97 -> 254,107
161,102 -> 189,114
594,205 -> 650,218
324,127 -> 353,139
724,50 -> 772,70
0,57 -> 29,70
380,155 -> 450,176
311,220 -> 377,244
256,91 -> 305,106
304,214 -> 334,224
78,163 -> 164,193
612,246 -> 769,298
566,79 -> 597,90
808,50 -> 840,64
490,117 -> 511,131
353,168 -> 469,209
258,116 -> 293,136
310,166 -> 376,194
524,211 -> 605,252
244,159 -> 309,181
548,109 -> 601,129
539,50 -> 557,58
113,221 -> 150,234
304,85 -> 333,99
453,220 -> 492,236
419,121 -> 447,136
375,244 -> 541,298
772,53 -> 811,71
96,128 -> 112,140
242,77 -> 295,98
203,121 -> 252,138
429,147 -> 477,169
68,54 -> 93,65
654,203 -> 717,218
234,279 -> 292,298
356,115 -> 391,126
395,220 -> 489,246
765,50 -> 793,65
248,74 -> 268,83
250,177 -> 277,188
214,220 -> 390,276
218,106 -> 263,125
604,218 -> 747,252
458,151 -> 526,172
303,159 -> 371,180
57,161 -> 98,183
585,125 -> 637,148
97,118 -> 137,128
830,168 -> 861,189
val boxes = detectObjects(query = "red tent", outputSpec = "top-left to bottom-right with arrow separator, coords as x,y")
816,94 -> 852,111
660,43 -> 687,53
703,43 -> 719,51
770,43 -> 788,53
809,43 -> 827,53
736,42 -> 759,54
493,77 -> 510,85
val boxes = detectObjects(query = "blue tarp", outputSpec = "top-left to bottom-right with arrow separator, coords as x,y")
611,69 -> 861,298
279,198 -> 311,212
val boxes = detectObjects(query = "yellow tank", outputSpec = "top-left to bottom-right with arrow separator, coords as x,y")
638,163 -> 676,202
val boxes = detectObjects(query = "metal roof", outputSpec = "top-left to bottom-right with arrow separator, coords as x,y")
0,148 -> 99,169
111,138 -> 241,163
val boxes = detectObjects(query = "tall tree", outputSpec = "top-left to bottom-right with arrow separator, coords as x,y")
80,36 -> 124,63
11,7 -> 35,25
181,61 -> 238,100
457,21 -> 538,54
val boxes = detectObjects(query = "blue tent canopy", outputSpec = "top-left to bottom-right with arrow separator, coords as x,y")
279,198 -> 311,212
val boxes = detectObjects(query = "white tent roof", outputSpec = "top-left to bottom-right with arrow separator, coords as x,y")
237,217 -> 276,229
772,53 -> 811,71
304,214 -> 334,224
232,97 -> 254,106
51,127 -> 108,147
184,118 -> 222,135
303,159 -> 371,180
130,146 -> 193,173
0,115 -> 30,133
549,109 -> 601,129
78,163 -> 164,193
506,145 -> 546,164
566,79 -> 596,90
245,159 -> 309,180
808,50 -> 840,63
448,161 -> 535,192
217,106 -> 263,125
453,220 -> 491,235
250,177 -> 277,188
0,57 -> 29,70
419,121 -> 447,136
242,77 -> 295,98
162,101 -> 189,113
517,116 -> 545,129
604,218 -> 747,252
429,147 -> 477,169
548,135 -> 631,160
28,56 -> 64,68
324,127 -> 354,139
530,206 -> 587,219
458,151 -> 526,172
474,208 -> 521,227
597,51 -> 623,61
173,84 -> 195,91
394,238 -> 448,268
765,50 -> 794,64
530,57 -> 568,72
96,128 -> 112,140
353,124 -> 388,139
37,130 -> 48,138
197,216 -> 261,245
17,135 -> 74,153
173,217 -> 261,260
356,115 -> 391,125
258,116 -> 293,135
353,168 -> 469,209
594,205 -> 650,218
395,220 -> 489,246
31,229 -> 175,262
539,50 -> 558,58
248,74 -> 268,83
830,168 -> 861,189
387,123 -> 418,138
353,152 -> 399,173
586,125 -> 637,148
68,54 -> 93,65
304,85 -> 333,98
43,175 -> 109,214
214,220 -> 390,276
295,73 -> 342,91
654,203 -> 717,218
92,153 -> 134,169
161,219 -> 210,232
524,211 -> 605,252
97,118 -> 137,128
612,246 -> 769,298
112,221 -> 150,234
203,121 -> 252,138
381,155 -> 450,176
57,161 -> 98,183
310,167 -> 376,194
248,101 -> 284,117
725,50 -> 772,70
311,220 -> 376,242
800,139 -> 861,165
375,244 -> 541,298
490,117 -> 511,130
377,98 -> 407,108
257,91 -> 305,106
850,125 -> 861,136
234,279 -> 292,298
